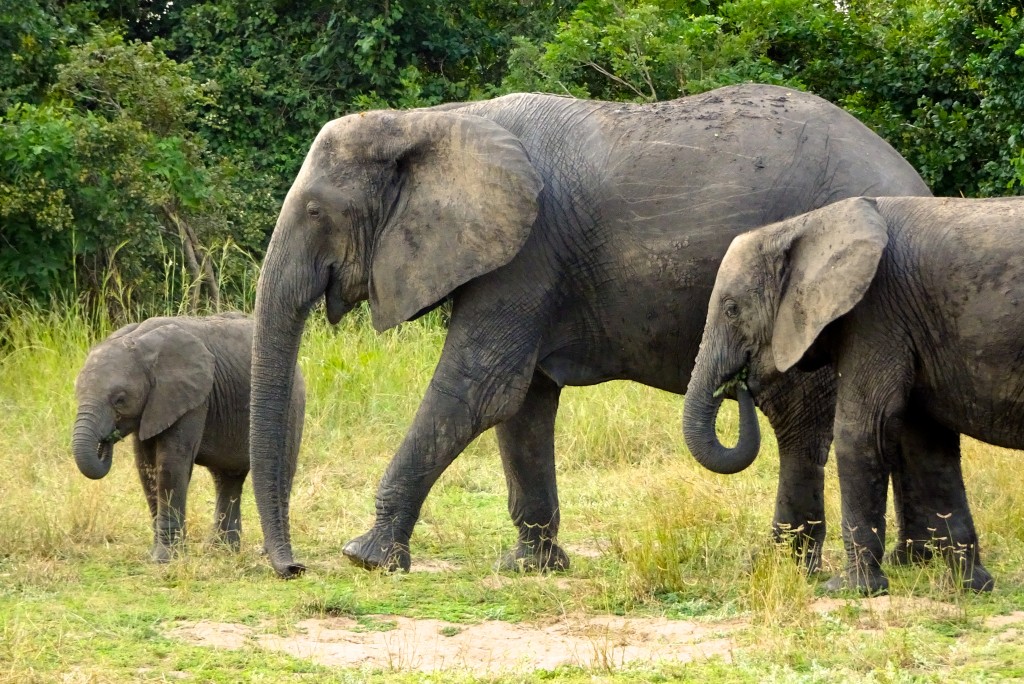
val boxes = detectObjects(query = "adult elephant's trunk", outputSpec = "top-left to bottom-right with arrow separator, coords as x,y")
249,233 -> 328,578
683,346 -> 761,474
72,408 -> 114,480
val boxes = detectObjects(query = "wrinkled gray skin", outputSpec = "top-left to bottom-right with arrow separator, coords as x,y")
73,313 -> 304,562
685,196 -> 1024,594
250,84 -> 931,578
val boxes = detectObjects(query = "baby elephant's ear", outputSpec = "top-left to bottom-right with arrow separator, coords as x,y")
134,324 -> 215,441
772,197 -> 889,373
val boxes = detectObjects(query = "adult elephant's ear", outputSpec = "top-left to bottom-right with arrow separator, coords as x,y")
132,325 -> 215,441
365,111 -> 543,332
772,197 -> 889,373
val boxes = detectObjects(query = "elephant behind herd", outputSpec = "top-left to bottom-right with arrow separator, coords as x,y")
72,84 -> 1022,595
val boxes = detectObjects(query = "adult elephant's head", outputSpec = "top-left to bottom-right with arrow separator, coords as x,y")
682,197 -> 890,474
250,109 -> 544,577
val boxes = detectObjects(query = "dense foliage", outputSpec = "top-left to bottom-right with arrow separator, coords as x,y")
1,0 -> 1022,313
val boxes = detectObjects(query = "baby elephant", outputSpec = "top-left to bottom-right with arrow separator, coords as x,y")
684,196 -> 1024,594
72,313 -> 305,562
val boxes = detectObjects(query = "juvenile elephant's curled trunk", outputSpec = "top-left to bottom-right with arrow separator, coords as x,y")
683,366 -> 761,475
73,410 -> 114,480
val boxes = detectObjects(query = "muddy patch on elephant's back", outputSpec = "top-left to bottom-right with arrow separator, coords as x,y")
168,614 -> 741,673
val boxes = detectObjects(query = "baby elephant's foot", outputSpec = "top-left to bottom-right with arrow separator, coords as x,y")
824,566 -> 889,595
150,542 -> 177,564
214,529 -> 242,551
343,529 -> 411,572
496,538 -> 570,573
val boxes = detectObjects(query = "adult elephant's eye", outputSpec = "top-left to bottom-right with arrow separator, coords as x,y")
723,299 -> 739,319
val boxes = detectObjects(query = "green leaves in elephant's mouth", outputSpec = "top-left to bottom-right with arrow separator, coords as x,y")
713,366 -> 749,398
100,429 -> 123,445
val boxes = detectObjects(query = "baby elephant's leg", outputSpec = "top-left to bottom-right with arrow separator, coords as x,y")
150,410 -> 204,562
210,469 -> 247,549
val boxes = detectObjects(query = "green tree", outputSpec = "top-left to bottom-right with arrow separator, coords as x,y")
1,28 -> 270,312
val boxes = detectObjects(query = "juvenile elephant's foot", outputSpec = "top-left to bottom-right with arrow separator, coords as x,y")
945,552 -> 995,592
824,566 -> 889,595
343,529 -> 411,572
497,538 -> 570,573
885,539 -> 934,566
955,564 -> 994,592
773,530 -> 824,574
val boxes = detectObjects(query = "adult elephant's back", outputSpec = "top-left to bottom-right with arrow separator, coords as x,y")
454,85 -> 931,394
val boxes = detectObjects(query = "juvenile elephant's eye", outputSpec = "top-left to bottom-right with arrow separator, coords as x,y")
723,299 -> 740,319
111,393 -> 128,410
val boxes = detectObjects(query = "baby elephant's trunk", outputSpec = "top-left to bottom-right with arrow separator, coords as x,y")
72,408 -> 115,480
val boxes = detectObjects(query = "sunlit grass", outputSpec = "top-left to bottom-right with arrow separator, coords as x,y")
1,299 -> 1023,680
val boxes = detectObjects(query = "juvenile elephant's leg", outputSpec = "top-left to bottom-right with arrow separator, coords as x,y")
495,371 -> 568,572
830,413 -> 894,594
210,468 -> 247,550
343,315 -> 540,572
894,411 -> 992,591
756,368 -> 833,572
150,409 -> 204,563
133,438 -> 159,522
888,418 -> 944,566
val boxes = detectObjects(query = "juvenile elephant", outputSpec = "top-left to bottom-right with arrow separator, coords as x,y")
683,196 -> 1024,593
249,84 -> 931,578
73,313 -> 305,562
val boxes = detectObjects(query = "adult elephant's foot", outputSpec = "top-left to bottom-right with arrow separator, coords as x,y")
885,538 -> 934,566
343,529 -> 411,572
496,538 -> 570,573
823,567 -> 889,595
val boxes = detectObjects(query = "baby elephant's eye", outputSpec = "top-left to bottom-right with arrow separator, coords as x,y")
111,393 -> 128,410
723,299 -> 740,319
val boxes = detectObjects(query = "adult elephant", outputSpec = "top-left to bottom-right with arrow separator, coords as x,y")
250,84 -> 930,578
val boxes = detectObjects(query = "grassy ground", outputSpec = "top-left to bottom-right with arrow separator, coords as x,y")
1,303 -> 1023,682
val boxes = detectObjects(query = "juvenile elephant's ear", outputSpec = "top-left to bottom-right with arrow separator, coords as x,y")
133,324 -> 215,441
772,197 -> 889,373
363,111 -> 543,331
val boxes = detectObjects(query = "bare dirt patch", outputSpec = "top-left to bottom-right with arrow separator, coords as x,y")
169,614 -> 741,674
169,595 -> 997,674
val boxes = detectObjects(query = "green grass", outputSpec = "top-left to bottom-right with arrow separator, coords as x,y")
2,302 -> 1023,682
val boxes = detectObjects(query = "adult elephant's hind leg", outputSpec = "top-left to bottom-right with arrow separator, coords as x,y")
756,367 -> 833,572
495,371 -> 569,572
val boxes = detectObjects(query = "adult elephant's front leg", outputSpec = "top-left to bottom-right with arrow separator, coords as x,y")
495,371 -> 569,572
343,328 -> 539,572
756,367 -> 834,572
